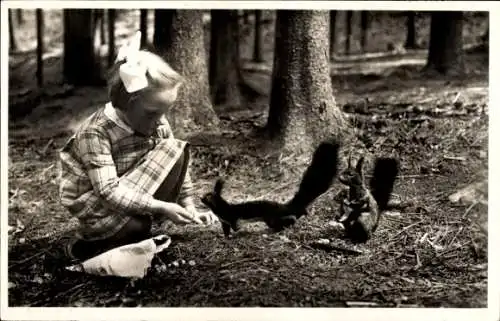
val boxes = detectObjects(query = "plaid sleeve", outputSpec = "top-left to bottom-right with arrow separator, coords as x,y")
75,129 -> 155,214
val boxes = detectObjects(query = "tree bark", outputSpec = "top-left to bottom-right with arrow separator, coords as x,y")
16,9 -> 24,25
267,10 -> 347,155
404,11 -> 417,49
242,10 -> 250,24
424,11 -> 464,76
360,11 -> 369,53
100,10 -> 106,45
9,9 -> 18,52
329,10 -> 336,59
153,9 -> 173,52
107,9 -> 116,66
253,10 -> 264,62
63,9 -> 103,86
209,10 -> 242,108
140,9 -> 148,47
154,9 -> 219,136
345,11 -> 353,55
36,9 -> 44,87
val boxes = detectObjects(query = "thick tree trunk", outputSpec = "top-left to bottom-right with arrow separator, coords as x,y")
329,10 -> 336,59
107,9 -> 116,66
267,10 -> 347,154
360,11 -> 369,53
140,9 -> 148,47
154,9 -> 219,136
345,11 -> 353,54
253,10 -> 264,62
63,9 -> 103,86
9,9 -> 18,52
36,9 -> 44,87
405,11 -> 417,49
209,10 -> 242,108
424,11 -> 464,75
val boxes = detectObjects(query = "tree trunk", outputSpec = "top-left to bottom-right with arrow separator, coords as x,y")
329,10 -> 336,59
36,9 -> 44,87
345,11 -> 353,55
267,10 -> 347,155
209,10 -> 242,108
63,9 -> 103,86
154,9 -> 219,136
404,11 -> 417,49
107,9 -> 116,66
424,11 -> 464,76
360,11 -> 369,53
9,9 -> 18,52
100,10 -> 106,45
140,9 -> 148,47
253,10 -> 264,62
153,9 -> 173,52
16,9 -> 24,25
242,10 -> 250,24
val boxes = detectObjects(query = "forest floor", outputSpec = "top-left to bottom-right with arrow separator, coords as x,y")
6,10 -> 489,307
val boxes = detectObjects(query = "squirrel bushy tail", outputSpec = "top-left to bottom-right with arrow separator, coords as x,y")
369,158 -> 399,211
288,140 -> 340,211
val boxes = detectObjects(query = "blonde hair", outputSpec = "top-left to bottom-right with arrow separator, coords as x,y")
108,50 -> 184,110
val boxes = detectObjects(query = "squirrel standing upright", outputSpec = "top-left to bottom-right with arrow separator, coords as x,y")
335,154 -> 399,243
201,140 -> 340,238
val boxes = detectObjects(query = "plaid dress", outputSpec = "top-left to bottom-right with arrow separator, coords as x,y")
59,103 -> 194,241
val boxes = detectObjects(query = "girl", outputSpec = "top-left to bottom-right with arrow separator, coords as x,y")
58,32 -> 217,262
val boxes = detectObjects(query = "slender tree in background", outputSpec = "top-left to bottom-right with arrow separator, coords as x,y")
154,9 -> 219,136
242,10 -> 250,24
92,10 -> 105,46
101,10 -> 106,45
405,11 -> 417,49
268,10 -> 346,154
153,10 -> 172,52
63,9 -> 103,85
107,9 -> 116,66
253,10 -> 264,63
424,11 -> 464,75
9,9 -> 18,52
329,10 -> 337,59
140,9 -> 148,47
17,9 -> 24,25
345,11 -> 353,54
209,10 -> 242,108
360,11 -> 369,52
36,9 -> 44,87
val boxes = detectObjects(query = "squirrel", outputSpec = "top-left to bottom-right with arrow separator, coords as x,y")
334,154 -> 399,243
201,140 -> 340,238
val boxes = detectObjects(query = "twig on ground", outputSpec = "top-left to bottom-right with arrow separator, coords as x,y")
462,202 -> 478,219
443,155 -> 466,161
220,258 -> 258,269
8,250 -> 48,269
387,221 -> 423,242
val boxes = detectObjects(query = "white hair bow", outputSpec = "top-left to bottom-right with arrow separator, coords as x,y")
116,31 -> 148,93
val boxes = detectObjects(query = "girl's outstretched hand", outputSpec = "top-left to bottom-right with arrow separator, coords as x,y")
185,205 -> 219,225
152,200 -> 203,225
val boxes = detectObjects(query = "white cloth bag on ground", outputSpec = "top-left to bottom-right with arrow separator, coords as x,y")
65,234 -> 171,279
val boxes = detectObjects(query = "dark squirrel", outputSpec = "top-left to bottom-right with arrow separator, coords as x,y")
201,140 -> 340,238
335,154 -> 399,243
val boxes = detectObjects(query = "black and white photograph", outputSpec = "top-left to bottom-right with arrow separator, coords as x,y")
1,1 -> 497,320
